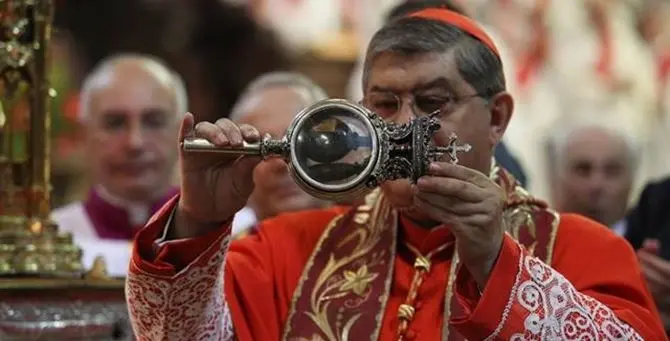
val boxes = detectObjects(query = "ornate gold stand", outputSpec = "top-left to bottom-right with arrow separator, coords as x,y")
0,1 -> 129,339
0,0 -> 82,277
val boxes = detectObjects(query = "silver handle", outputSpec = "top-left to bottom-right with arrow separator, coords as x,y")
181,137 -> 262,155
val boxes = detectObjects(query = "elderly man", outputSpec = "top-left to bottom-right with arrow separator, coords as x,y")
125,9 -> 666,340
546,121 -> 638,233
230,72 -> 331,236
52,54 -> 183,277
347,0 -> 529,187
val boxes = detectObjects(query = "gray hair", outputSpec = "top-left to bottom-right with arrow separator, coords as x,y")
362,17 -> 506,98
230,72 -> 328,121
79,53 -> 188,121
546,120 -> 641,175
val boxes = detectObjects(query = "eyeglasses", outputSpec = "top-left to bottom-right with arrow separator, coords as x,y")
361,92 -> 487,119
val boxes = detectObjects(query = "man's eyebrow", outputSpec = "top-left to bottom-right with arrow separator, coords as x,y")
369,77 -> 457,94
142,107 -> 169,115
414,77 -> 457,92
369,85 -> 397,93
100,109 -> 128,116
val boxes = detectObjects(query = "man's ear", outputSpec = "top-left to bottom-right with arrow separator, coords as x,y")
488,91 -> 514,146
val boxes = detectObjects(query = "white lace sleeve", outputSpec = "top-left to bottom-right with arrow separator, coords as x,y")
125,223 -> 234,341
485,250 -> 645,341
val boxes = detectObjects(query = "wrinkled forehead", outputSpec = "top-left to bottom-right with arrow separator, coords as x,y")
364,51 -> 467,94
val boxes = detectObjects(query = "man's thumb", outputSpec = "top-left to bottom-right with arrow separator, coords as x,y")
179,112 -> 195,143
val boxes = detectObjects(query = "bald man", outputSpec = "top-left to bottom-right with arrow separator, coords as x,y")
230,72 -> 331,236
547,122 -> 638,232
52,54 -> 185,276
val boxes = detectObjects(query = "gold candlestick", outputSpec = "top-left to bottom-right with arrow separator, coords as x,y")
0,2 -> 131,340
0,0 -> 82,276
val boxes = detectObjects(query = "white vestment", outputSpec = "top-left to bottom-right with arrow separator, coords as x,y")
52,202 -> 135,278
51,187 -> 154,278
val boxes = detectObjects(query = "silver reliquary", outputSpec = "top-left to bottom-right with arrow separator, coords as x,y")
181,99 -> 471,202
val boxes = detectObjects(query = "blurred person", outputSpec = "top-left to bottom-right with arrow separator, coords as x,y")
125,8 -> 665,340
230,72 -> 331,236
52,54 -> 184,277
51,0 -> 288,214
544,0 -> 658,192
546,120 -> 638,231
481,0 -> 658,203
346,0 -> 529,187
626,176 -> 670,333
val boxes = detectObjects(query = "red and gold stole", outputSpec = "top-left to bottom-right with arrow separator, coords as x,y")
282,167 -> 559,341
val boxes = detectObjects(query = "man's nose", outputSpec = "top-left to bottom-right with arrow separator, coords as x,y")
392,102 -> 416,125
125,124 -> 146,151
586,171 -> 607,195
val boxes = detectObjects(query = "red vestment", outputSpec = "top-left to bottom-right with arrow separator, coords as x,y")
127,174 -> 666,340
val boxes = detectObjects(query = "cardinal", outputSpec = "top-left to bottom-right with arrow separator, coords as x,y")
125,8 -> 666,341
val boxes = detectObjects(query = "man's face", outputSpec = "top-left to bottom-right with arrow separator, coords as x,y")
85,64 -> 179,202
364,52 -> 508,222
552,128 -> 633,226
241,87 -> 327,218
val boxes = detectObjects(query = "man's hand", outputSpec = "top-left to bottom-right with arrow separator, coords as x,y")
638,239 -> 670,331
174,113 -> 262,239
413,162 -> 506,289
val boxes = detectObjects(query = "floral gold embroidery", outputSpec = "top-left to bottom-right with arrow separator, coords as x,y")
339,265 -> 379,296
283,167 -> 559,341
283,189 -> 397,341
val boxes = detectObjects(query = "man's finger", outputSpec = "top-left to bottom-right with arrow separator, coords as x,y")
414,191 -> 486,215
427,162 -> 489,187
641,266 -> 669,296
215,118 -> 243,146
638,252 -> 670,277
639,256 -> 670,294
416,176 -> 487,202
461,213 -> 497,228
179,112 -> 195,142
194,121 -> 230,146
413,195 -> 455,225
238,123 -> 262,143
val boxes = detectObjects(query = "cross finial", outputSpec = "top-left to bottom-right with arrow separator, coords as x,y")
431,132 -> 472,164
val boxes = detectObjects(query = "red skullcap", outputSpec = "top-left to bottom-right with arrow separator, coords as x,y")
409,8 -> 500,58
